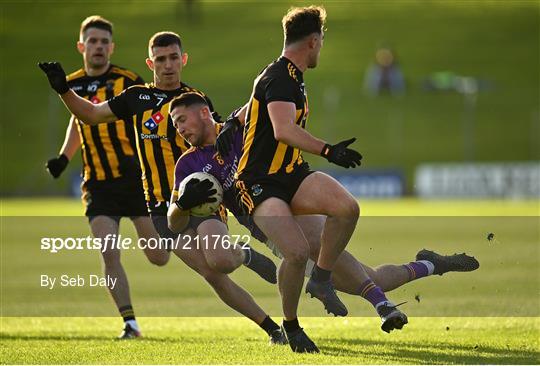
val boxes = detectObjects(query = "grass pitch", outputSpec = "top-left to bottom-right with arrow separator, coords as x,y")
1,317 -> 538,364
1,198 -> 539,364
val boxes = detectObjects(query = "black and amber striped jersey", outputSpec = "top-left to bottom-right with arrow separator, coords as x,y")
67,65 -> 144,183
236,56 -> 309,182
108,82 -> 216,203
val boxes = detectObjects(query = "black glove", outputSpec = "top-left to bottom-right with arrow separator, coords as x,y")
46,154 -> 69,178
321,138 -> 363,169
38,62 -> 69,94
215,113 -> 241,157
175,178 -> 217,211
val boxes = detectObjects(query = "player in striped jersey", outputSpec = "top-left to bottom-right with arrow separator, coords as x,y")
43,16 -> 169,339
215,6 -> 383,352
40,32 -> 218,230
40,31 -> 289,344
171,94 -> 479,352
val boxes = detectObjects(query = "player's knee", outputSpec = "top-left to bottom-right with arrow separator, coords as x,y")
209,257 -> 237,274
346,198 -> 360,217
283,246 -> 310,266
336,197 -> 360,219
147,253 -> 169,267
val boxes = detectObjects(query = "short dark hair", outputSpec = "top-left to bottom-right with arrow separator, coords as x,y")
80,15 -> 113,39
282,5 -> 326,45
169,92 -> 208,113
148,31 -> 183,55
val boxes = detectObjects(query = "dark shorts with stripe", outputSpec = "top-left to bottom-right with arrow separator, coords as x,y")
235,162 -> 314,215
82,177 -> 148,220
148,201 -> 227,239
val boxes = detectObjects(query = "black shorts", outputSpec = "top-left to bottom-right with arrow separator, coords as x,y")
148,201 -> 227,239
235,162 -> 314,215
82,177 -> 148,219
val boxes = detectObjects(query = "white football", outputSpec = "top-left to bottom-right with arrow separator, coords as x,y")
178,172 -> 223,217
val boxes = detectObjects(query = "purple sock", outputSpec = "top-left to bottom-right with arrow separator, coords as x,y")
403,261 -> 432,281
359,279 -> 388,309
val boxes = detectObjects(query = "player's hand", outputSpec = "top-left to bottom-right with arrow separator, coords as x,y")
46,154 -> 69,178
175,178 -> 217,211
215,114 -> 240,157
321,138 -> 363,169
38,62 -> 69,94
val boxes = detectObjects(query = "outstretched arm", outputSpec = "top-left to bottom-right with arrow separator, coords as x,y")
39,62 -> 117,125
268,101 -> 362,169
59,90 -> 117,125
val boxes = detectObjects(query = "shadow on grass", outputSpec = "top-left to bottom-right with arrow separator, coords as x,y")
319,338 -> 539,364
3,333 -> 538,364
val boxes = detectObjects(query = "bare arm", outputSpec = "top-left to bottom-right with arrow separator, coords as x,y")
45,115 -> 82,178
268,101 -> 326,155
39,62 -> 117,125
235,102 -> 250,125
59,90 -> 117,125
58,116 -> 81,160
167,192 -> 190,234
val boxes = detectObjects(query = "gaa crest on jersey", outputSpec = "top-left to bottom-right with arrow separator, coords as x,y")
106,79 -> 115,92
144,112 -> 165,131
251,184 -> 263,197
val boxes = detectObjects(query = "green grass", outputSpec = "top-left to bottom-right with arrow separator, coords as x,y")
1,198 -> 539,363
1,317 -> 539,364
1,197 -> 539,216
1,1 -> 539,194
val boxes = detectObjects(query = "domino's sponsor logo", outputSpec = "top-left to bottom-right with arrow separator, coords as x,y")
143,112 -> 165,131
140,133 -> 168,140
144,120 -> 157,130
